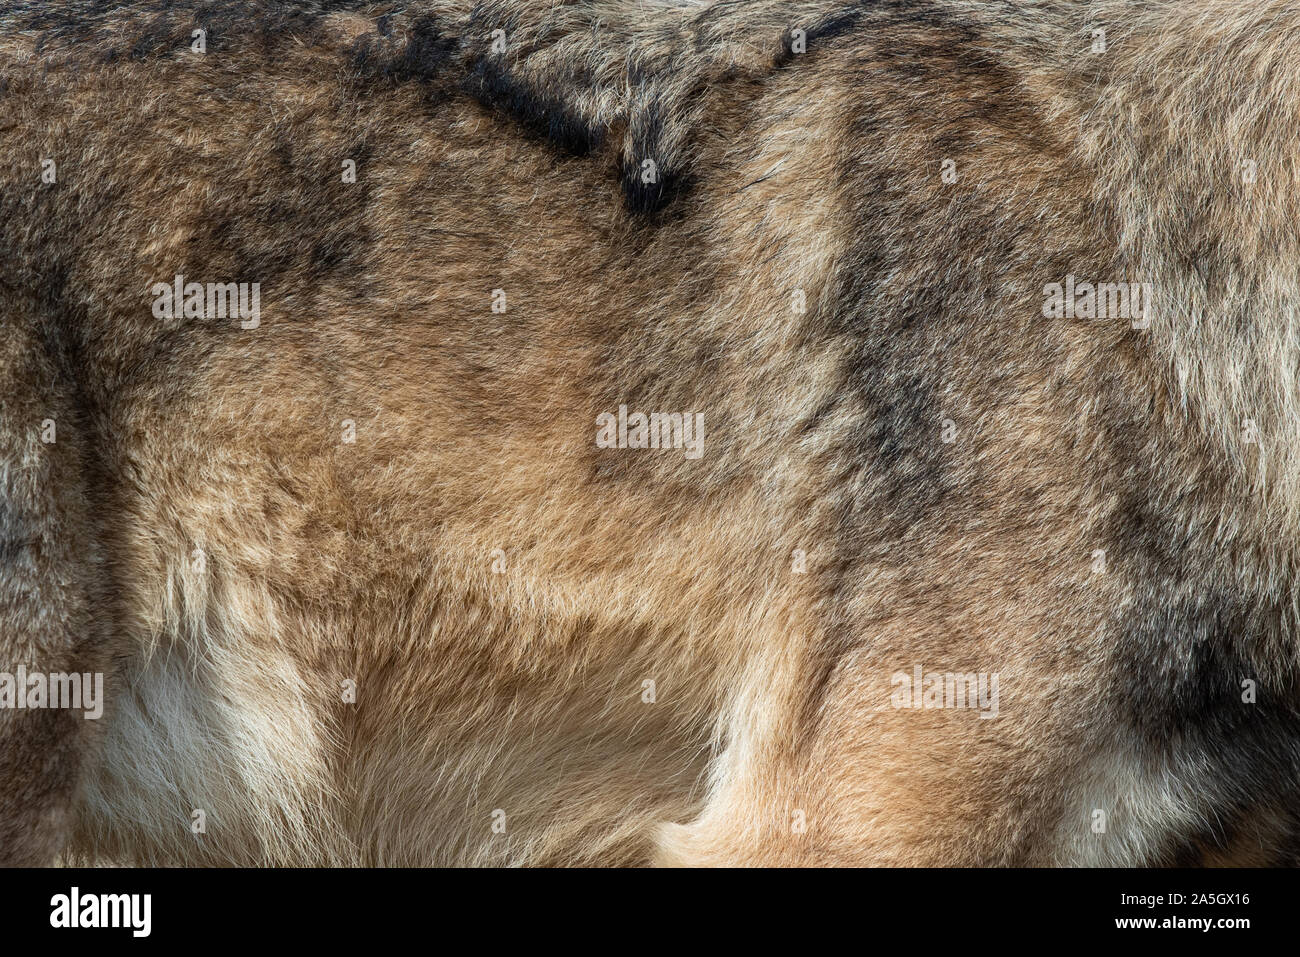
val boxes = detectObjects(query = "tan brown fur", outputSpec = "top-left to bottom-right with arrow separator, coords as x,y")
2,0 -> 1300,866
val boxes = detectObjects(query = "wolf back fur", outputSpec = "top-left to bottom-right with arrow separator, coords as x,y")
2,0 -> 1300,865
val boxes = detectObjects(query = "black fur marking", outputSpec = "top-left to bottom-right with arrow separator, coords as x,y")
350,14 -> 459,87
461,58 -> 606,156
619,143 -> 691,217
1104,477 -> 1300,860
9,0 -> 367,62
1268,813 -> 1300,865
192,176 -> 372,290
775,5 -> 867,65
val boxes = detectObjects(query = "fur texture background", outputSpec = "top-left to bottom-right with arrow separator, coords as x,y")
1,0 -> 1299,865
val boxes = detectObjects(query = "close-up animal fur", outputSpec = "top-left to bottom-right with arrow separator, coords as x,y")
2,0 -> 1300,868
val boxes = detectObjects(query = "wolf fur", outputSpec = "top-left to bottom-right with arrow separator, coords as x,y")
1,0 -> 1300,865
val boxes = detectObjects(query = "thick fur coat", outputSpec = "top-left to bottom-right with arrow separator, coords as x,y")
2,0 -> 1300,865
